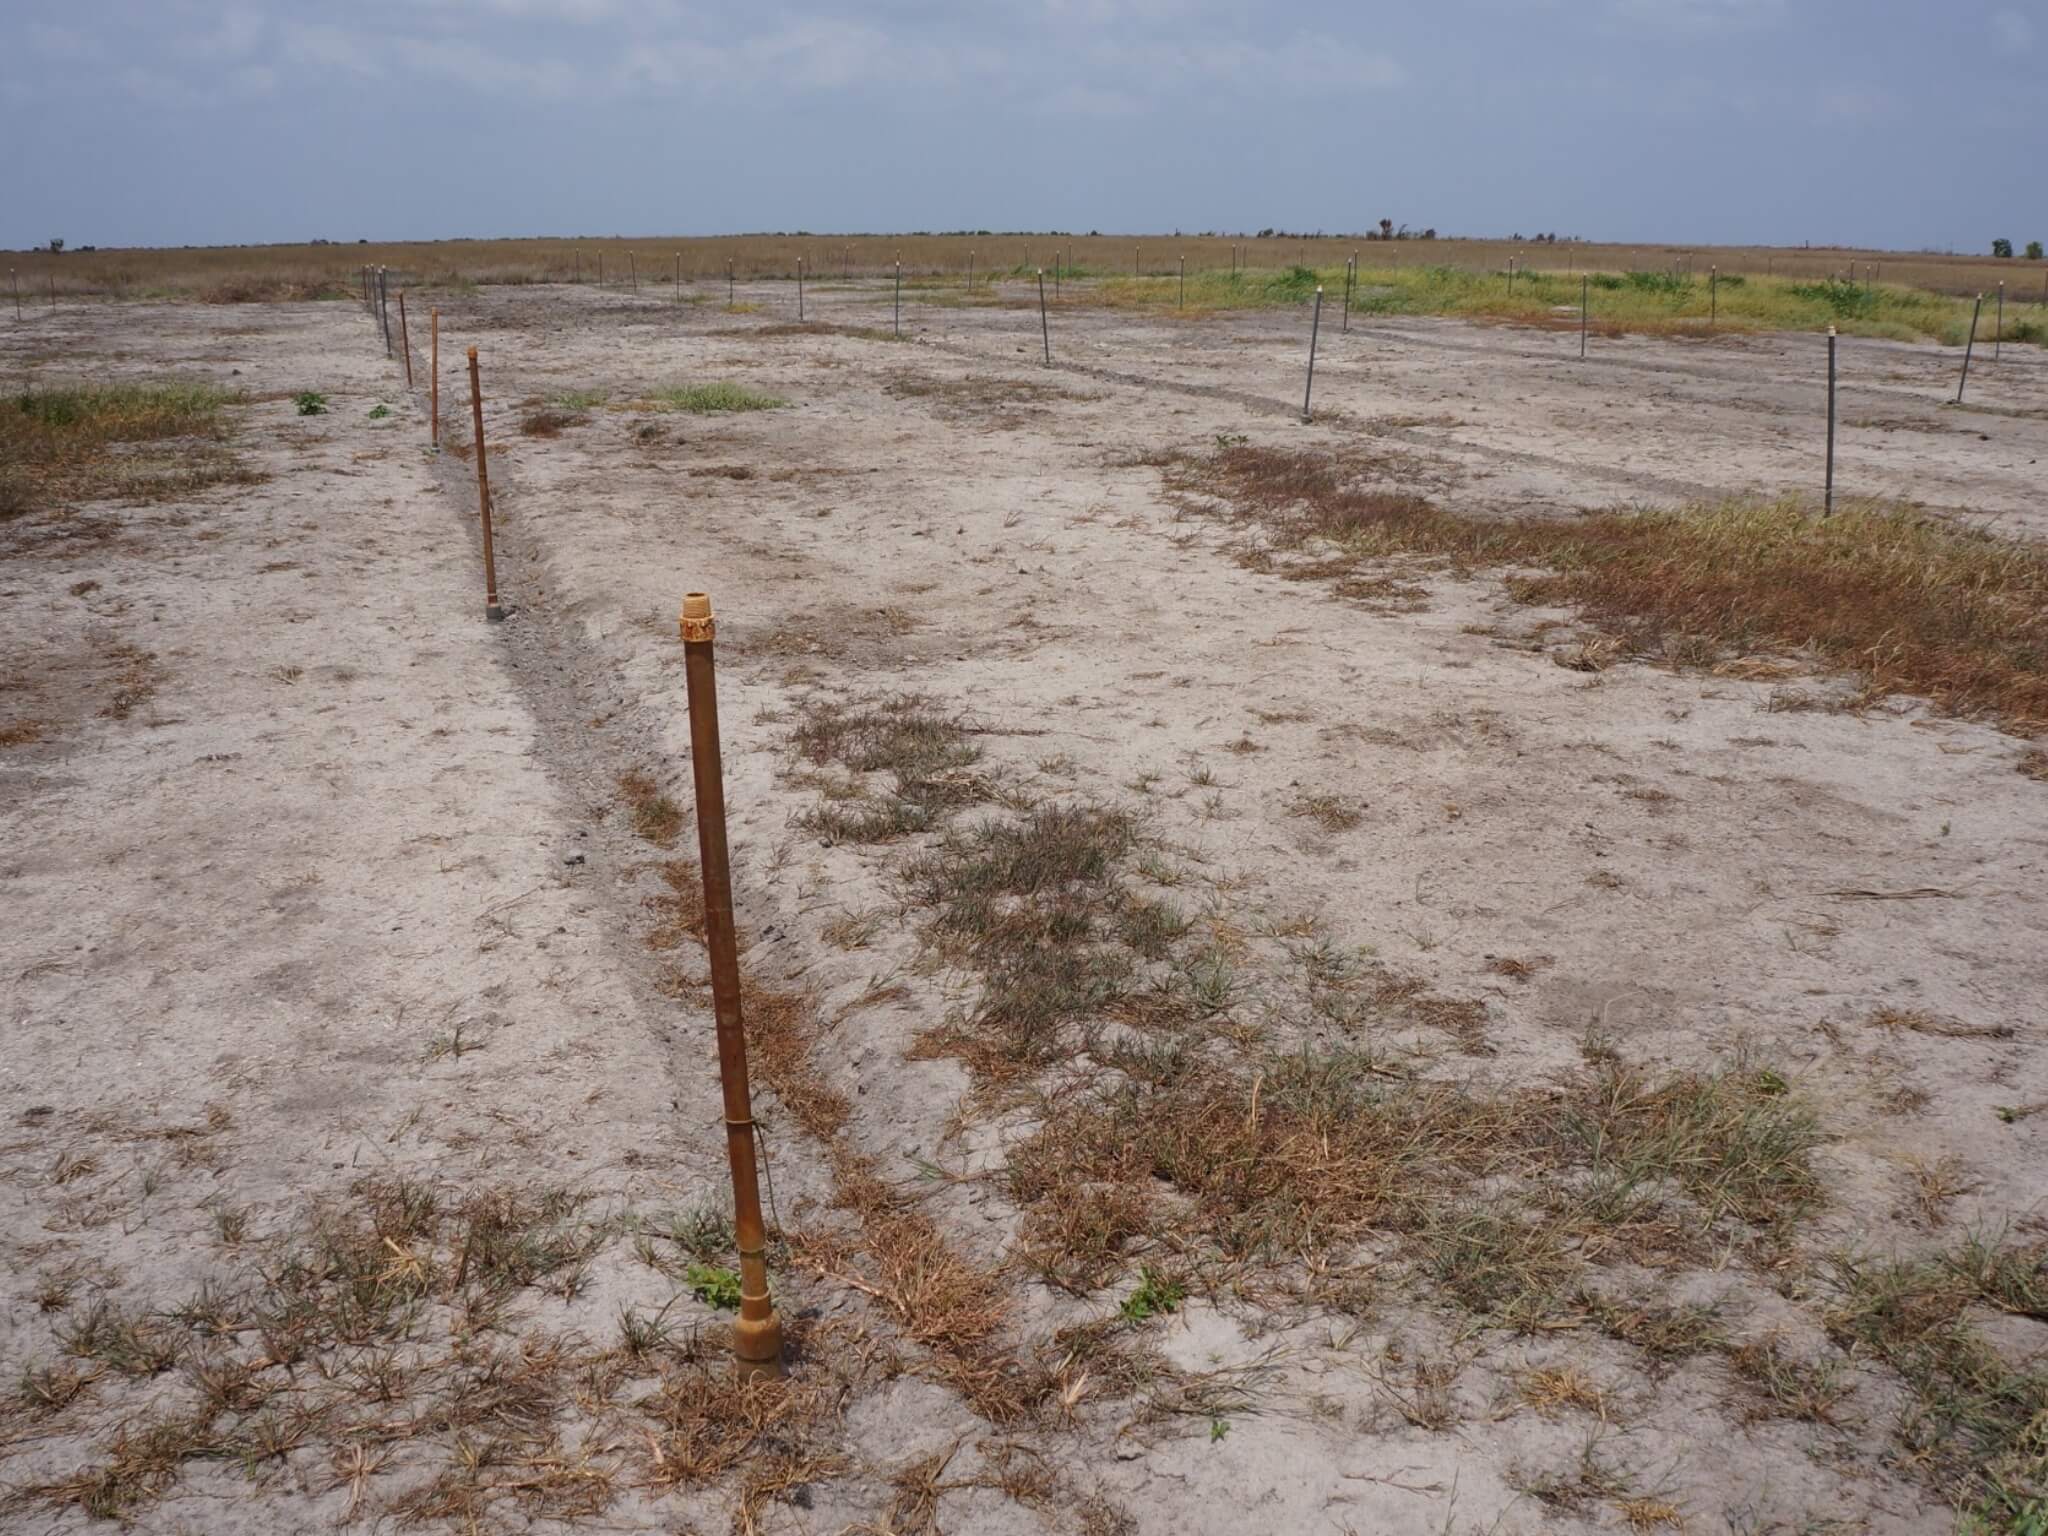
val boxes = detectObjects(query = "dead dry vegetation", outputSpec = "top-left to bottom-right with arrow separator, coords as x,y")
1168,444 -> 2048,737
771,688 -> 2047,1529
0,1171 -> 884,1532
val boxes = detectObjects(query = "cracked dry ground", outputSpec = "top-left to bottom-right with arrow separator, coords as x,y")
2,284 -> 2044,1536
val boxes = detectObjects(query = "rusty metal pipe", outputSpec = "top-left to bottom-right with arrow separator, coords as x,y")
398,291 -> 414,389
466,347 -> 504,622
679,592 -> 786,1382
430,309 -> 440,447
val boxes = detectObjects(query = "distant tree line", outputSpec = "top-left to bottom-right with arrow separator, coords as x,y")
1991,238 -> 2045,259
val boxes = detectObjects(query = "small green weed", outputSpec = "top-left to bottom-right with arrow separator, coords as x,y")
651,382 -> 786,414
686,1262 -> 743,1311
294,392 -> 327,416
367,403 -> 391,420
1118,1265 -> 1186,1323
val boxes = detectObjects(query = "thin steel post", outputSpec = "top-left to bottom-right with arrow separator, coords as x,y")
1956,294 -> 1983,404
728,260 -> 734,307
968,249 -> 974,292
1179,255 -> 1185,310
675,252 -> 680,303
1710,266 -> 1717,329
10,269 -> 18,322
1302,286 -> 1324,423
465,347 -> 503,622
629,252 -> 637,292
1825,327 -> 1837,517
797,256 -> 804,321
894,260 -> 901,337
1995,281 -> 2004,361
1342,256 -> 1353,332
380,269 -> 391,356
398,291 -> 413,388
678,592 -> 785,1383
576,249 -> 581,283
1038,268 -> 1050,365
1581,275 -> 1589,359
430,308 -> 440,447
597,251 -> 603,287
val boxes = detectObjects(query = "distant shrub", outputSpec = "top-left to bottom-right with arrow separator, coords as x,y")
1623,270 -> 1691,296
1787,280 -> 1877,319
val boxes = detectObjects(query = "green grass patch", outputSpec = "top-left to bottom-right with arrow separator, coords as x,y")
1082,260 -> 2005,343
649,382 -> 786,414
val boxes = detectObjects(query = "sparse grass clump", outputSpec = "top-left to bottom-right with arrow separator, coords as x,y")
2,381 -> 254,529
1010,1052 -> 1823,1301
650,381 -> 786,414
790,692 -> 988,844
1173,446 -> 2048,734
619,769 -> 684,847
904,803 -> 1142,1074
1829,1240 -> 2048,1518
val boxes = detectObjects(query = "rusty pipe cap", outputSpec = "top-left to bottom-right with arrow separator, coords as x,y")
732,1312 -> 785,1380
680,591 -> 715,643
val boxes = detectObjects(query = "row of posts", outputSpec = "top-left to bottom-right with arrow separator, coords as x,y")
360,284 -> 782,1378
367,234 -> 2021,1380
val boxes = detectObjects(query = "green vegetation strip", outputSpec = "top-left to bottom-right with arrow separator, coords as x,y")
1078,263 -> 2037,344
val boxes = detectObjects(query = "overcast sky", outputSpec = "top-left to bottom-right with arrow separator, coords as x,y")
3,0 -> 2041,253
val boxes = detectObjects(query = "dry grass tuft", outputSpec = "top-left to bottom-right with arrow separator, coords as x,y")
1726,1334 -> 1851,1425
1171,446 -> 2048,734
518,408 -> 587,437
1010,1052 -> 1821,1310
1286,790 -> 1365,831
1827,1240 -> 2048,1514
1867,1006 -> 2016,1041
619,769 -> 684,847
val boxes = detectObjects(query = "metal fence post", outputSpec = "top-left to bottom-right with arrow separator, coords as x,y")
1825,327 -> 1837,517
1956,294 -> 1983,404
1302,286 -> 1324,423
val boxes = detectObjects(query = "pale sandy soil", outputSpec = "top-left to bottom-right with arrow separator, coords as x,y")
1,282 -> 2043,1536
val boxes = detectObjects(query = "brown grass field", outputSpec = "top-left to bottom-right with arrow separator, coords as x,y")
10,231 -> 2048,304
